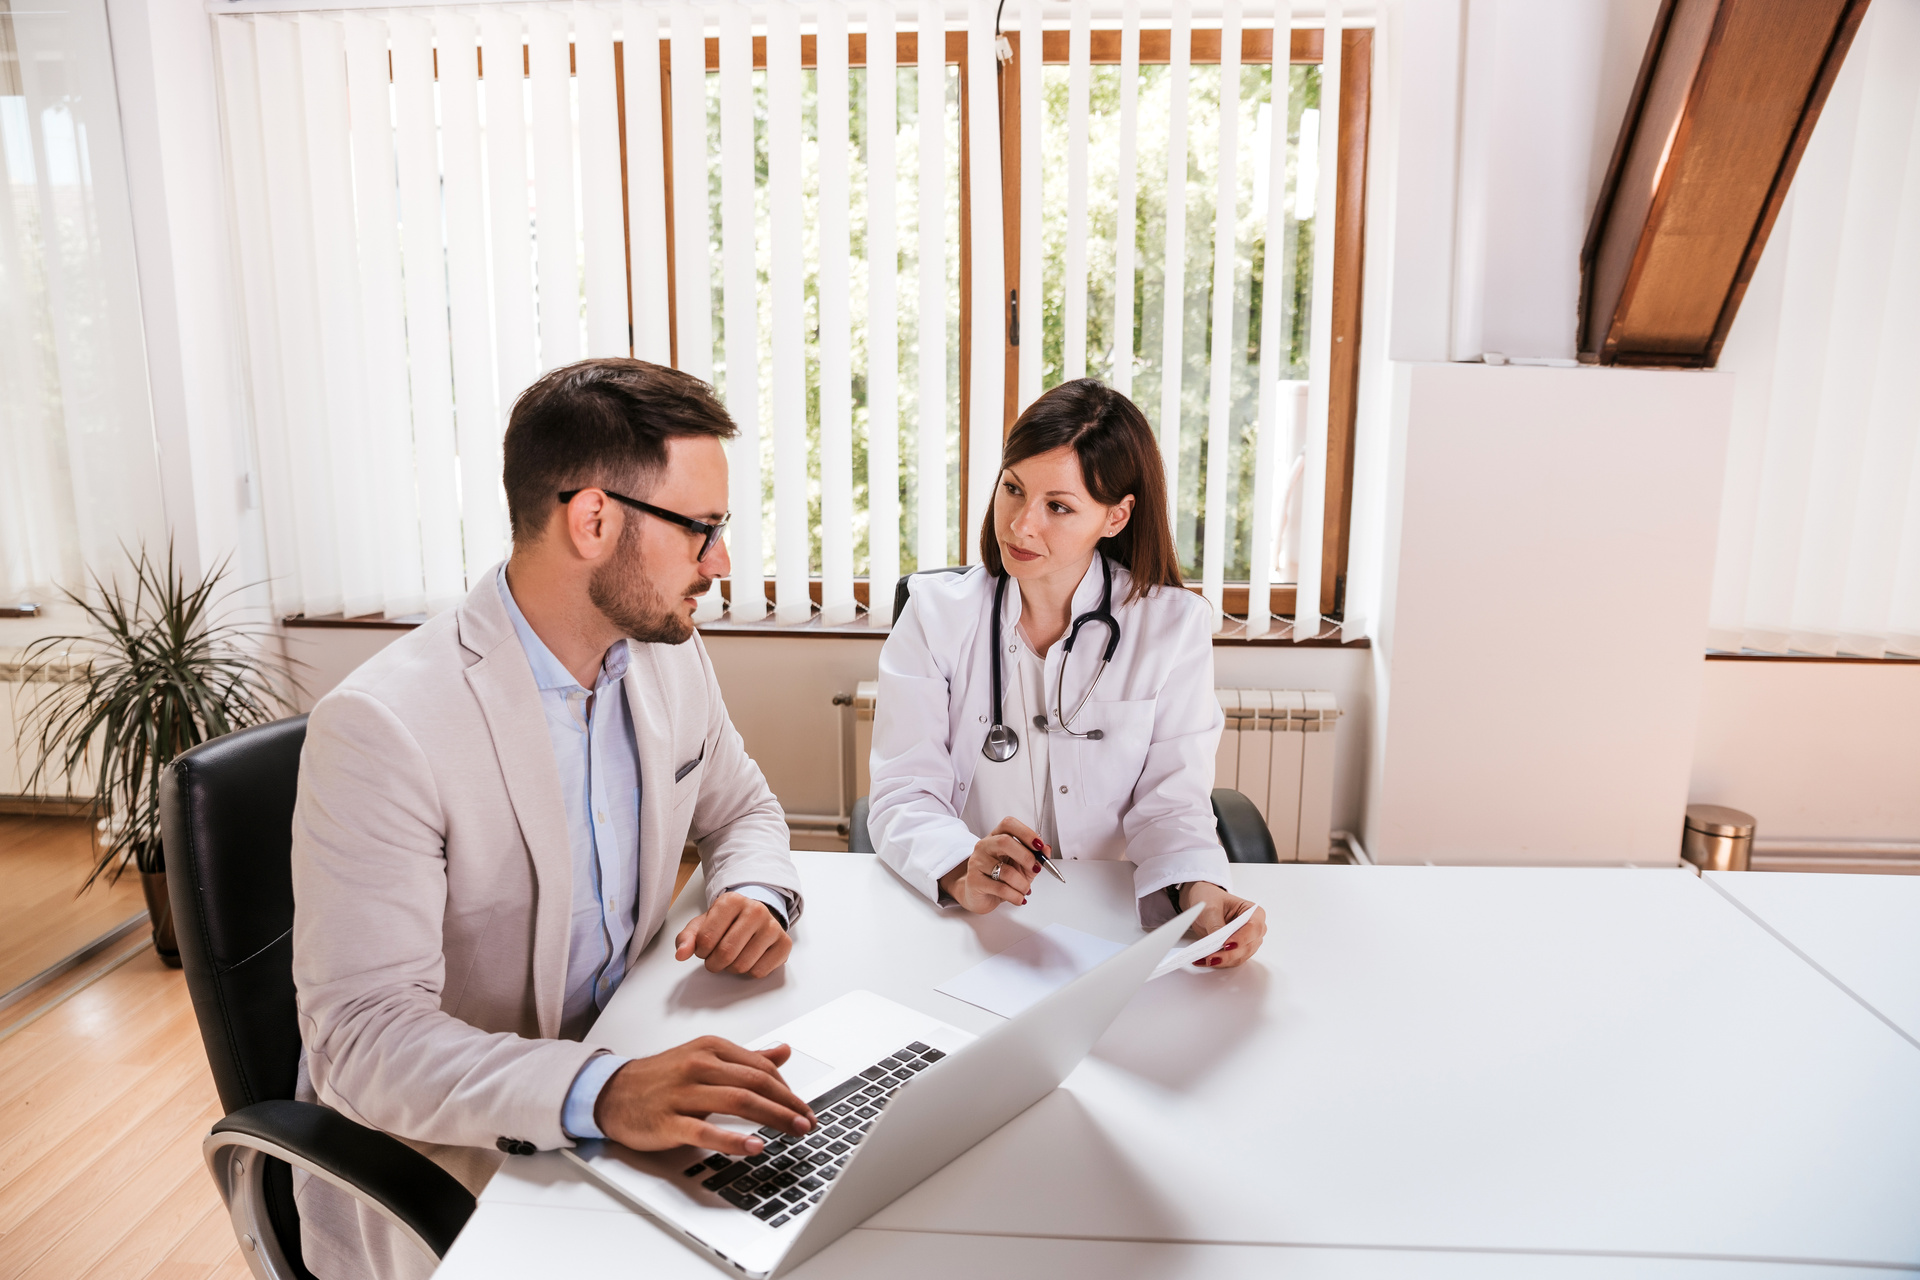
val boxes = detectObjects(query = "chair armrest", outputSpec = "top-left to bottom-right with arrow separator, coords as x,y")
204,1099 -> 475,1271
849,796 -> 875,854
1211,789 -> 1278,863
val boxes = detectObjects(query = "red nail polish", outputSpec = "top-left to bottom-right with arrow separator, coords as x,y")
1208,956 -> 1222,966
1032,838 -> 1044,850
1223,941 -> 1237,950
1033,863 -> 1042,873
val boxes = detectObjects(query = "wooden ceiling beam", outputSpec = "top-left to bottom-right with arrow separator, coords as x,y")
1579,0 -> 1871,367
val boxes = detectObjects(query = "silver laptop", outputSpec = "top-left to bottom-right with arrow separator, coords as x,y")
565,905 -> 1201,1278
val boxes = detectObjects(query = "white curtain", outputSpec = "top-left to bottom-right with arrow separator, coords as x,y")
213,1 -> 972,624
0,0 -> 164,602
1710,0 -> 1920,658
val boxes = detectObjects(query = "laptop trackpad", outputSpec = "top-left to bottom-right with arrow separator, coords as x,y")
777,1049 -> 838,1102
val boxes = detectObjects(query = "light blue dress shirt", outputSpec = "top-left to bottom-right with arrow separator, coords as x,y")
495,569 -> 790,1141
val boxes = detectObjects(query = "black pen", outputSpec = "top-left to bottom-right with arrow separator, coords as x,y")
1028,837 -> 1067,884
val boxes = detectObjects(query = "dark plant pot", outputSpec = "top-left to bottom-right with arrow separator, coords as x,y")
141,870 -> 182,968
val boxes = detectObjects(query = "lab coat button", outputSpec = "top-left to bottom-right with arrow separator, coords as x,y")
1059,785 -> 1068,794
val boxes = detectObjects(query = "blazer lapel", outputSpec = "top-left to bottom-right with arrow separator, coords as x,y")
457,575 -> 573,1039
623,642 -> 684,957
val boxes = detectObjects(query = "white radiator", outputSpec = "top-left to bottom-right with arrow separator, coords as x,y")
1214,689 -> 1340,862
1,649 -> 94,801
850,681 -> 1338,862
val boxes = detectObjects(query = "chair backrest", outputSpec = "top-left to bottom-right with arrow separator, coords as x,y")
160,715 -> 309,1115
893,566 -> 970,622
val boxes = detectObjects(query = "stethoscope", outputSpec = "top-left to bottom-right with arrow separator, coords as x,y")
982,553 -> 1122,763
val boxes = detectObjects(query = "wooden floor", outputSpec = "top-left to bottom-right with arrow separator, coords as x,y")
0,946 -> 244,1279
0,816 -> 146,996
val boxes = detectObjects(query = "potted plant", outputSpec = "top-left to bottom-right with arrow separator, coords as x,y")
16,545 -> 294,966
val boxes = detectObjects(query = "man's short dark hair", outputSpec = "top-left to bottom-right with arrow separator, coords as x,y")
502,358 -> 737,544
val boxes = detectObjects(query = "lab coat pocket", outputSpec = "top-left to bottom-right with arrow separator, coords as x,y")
1076,698 -> 1157,807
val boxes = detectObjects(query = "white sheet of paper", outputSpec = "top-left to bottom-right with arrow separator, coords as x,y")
1150,909 -> 1258,979
934,923 -> 1127,1018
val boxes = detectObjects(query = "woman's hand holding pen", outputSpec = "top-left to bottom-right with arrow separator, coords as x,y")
937,816 -> 1052,914
1179,882 -> 1267,969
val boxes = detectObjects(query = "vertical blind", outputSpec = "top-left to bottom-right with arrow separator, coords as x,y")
210,1 -> 1350,639
1710,0 -> 1920,659
1027,1 -> 1341,638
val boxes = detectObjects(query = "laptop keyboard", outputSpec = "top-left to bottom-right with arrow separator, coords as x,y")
679,1041 -> 945,1230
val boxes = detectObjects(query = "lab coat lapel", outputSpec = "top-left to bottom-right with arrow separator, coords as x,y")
457,574 -> 573,1040
622,641 -> 682,955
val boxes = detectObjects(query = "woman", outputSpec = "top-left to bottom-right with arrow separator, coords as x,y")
869,379 -> 1266,968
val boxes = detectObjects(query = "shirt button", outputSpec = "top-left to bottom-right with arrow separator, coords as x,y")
1008,644 -> 1017,652
1059,785 -> 1068,794
978,714 -> 986,723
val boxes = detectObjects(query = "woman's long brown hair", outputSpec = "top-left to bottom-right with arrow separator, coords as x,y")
979,378 -> 1183,604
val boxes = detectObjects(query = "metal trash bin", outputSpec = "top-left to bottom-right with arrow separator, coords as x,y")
1682,805 -> 1756,871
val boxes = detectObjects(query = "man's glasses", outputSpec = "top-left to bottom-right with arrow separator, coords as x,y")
558,488 -> 731,561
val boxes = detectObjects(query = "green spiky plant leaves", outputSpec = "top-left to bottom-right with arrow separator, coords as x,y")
16,544 -> 296,887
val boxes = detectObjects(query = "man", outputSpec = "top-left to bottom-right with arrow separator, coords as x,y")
291,359 -> 816,1279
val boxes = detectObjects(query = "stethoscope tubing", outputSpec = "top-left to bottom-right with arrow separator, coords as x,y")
983,554 -> 1120,762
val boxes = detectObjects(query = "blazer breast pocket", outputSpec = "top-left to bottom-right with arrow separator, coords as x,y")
673,746 -> 705,785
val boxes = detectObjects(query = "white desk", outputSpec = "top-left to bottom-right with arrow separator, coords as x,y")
1706,870 -> 1920,1047
437,855 -> 1920,1277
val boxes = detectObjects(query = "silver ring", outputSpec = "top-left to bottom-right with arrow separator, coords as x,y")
987,864 -> 1003,881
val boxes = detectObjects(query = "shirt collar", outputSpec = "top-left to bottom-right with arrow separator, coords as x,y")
497,563 -> 631,692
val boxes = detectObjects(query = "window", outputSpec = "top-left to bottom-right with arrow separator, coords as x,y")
1006,22 -> 1372,631
1,0 -> 164,602
212,4 -> 1368,636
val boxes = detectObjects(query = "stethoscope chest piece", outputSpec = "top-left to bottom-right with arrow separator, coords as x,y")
982,723 -> 1020,762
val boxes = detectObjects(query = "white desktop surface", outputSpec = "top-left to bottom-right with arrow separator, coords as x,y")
1706,870 -> 1920,1046
438,854 -> 1920,1276
440,1180 -> 1914,1280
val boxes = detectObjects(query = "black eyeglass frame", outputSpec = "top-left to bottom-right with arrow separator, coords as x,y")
558,488 -> 731,561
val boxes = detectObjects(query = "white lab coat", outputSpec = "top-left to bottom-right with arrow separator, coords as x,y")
869,558 -> 1230,918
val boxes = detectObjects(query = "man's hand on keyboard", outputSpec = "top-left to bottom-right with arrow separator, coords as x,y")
594,1037 -> 817,1155
676,891 -> 792,977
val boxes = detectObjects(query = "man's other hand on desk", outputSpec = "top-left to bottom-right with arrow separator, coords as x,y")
676,891 -> 792,976
593,1038 -> 816,1155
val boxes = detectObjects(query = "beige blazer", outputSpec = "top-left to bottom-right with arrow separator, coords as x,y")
289,567 -> 799,1278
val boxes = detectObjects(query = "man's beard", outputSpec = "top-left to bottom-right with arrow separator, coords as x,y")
588,534 -> 710,645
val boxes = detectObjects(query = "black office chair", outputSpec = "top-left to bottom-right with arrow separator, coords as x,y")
890,564 -> 970,623
853,570 -> 1279,864
160,716 -> 475,1280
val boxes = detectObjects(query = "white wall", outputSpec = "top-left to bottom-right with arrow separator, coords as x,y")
1365,362 -> 1732,865
1691,660 -> 1920,841
1384,0 -> 1662,363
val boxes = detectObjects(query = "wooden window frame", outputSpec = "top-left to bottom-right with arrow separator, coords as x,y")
609,23 -> 1370,622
